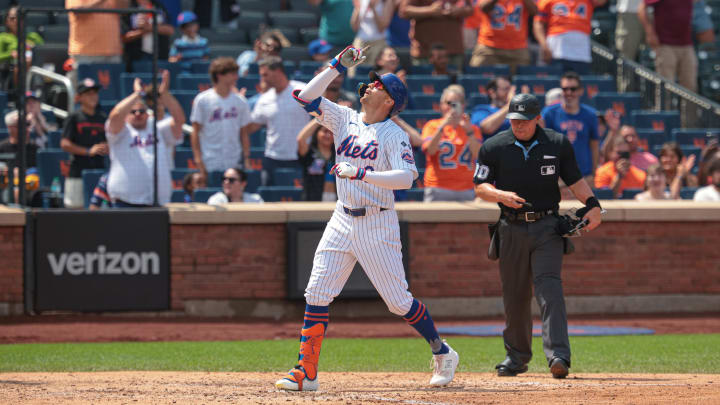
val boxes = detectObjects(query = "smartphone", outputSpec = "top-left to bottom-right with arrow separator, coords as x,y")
618,151 -> 630,160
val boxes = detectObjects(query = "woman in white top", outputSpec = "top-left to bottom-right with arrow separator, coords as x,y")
349,0 -> 395,76
207,167 -> 264,205
634,163 -> 676,201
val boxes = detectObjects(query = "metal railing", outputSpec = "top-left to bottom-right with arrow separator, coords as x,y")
592,42 -> 720,129
26,66 -> 73,120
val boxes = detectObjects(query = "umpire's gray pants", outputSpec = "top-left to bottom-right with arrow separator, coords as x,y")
498,215 -> 570,367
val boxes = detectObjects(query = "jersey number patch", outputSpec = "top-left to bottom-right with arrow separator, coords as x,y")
474,164 -> 490,180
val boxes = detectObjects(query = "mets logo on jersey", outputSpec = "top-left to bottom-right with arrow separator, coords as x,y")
337,135 -> 379,160
401,150 -> 415,164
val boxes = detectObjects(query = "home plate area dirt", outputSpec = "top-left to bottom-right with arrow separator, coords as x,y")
1,372 -> 718,404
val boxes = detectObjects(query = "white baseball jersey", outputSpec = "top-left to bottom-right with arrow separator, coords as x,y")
251,80 -> 311,161
190,88 -> 251,172
301,97 -> 418,317
315,98 -> 418,209
106,117 -> 180,205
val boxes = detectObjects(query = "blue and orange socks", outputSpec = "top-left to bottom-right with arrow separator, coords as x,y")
295,304 -> 329,380
403,299 -> 449,355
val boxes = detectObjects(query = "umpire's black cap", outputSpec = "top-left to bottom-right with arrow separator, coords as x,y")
506,93 -> 541,120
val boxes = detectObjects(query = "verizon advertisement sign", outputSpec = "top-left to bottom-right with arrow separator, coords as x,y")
33,210 -> 169,311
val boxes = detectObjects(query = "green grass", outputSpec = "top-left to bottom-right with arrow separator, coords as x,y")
1,335 -> 718,373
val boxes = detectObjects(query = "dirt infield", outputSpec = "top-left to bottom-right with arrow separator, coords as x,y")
0,371 -> 718,404
1,313 -> 719,343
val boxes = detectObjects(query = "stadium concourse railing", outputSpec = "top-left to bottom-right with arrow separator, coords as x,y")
591,42 -> 720,129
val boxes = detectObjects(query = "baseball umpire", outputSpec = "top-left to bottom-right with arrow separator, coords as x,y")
473,94 -> 603,379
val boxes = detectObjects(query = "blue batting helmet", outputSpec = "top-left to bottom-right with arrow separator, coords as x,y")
369,71 -> 408,117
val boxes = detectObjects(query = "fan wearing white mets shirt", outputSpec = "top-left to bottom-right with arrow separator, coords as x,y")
274,45 -> 459,392
105,71 -> 185,207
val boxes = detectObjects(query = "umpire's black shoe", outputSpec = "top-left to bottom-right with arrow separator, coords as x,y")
550,358 -> 569,379
495,359 -> 528,377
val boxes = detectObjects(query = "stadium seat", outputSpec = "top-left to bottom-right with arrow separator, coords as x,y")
299,60 -> 324,75
207,171 -> 225,188
406,75 -> 451,95
0,91 -> 7,113
37,149 -> 70,188
516,65 -> 562,77
174,148 -> 195,169
281,46 -> 311,63
621,188 -> 643,200
463,65 -> 510,77
274,167 -> 304,187
46,131 -> 62,149
671,128 -> 720,147
409,65 -> 434,75
77,63 -> 125,101
191,61 -> 211,75
245,169 -> 262,193
405,188 -> 424,201
237,75 -> 261,92
0,129 -> 8,142
250,128 -> 266,148
581,76 -> 616,99
173,91 -> 196,123
459,75 -> 492,96
237,0 -> 282,13
413,148 -> 426,170
468,93 -> 490,107
209,45 -> 252,59
700,73 -> 720,103
631,110 -> 680,135
32,43 -> 68,74
276,27 -> 302,45
411,94 -> 441,111
235,11 -> 267,27
513,75 -> 559,96
398,110 -> 441,130
199,27 -> 250,45
269,11 -> 319,28
40,25 -> 68,44
300,27 -> 320,45
248,147 -> 265,170
171,168 -> 197,190
177,74 -> 213,92
81,169 -> 106,208
590,92 -> 642,123
194,187 -> 222,203
680,187 -> 698,200
289,0 -> 322,14
593,188 -> 615,200
635,129 -> 667,153
257,185 -> 303,201
171,189 -> 186,202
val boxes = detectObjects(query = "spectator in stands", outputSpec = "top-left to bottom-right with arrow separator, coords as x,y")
236,31 -> 283,77
621,125 -> 658,171
615,0 -> 644,61
545,87 -> 563,106
66,0 -> 126,85
400,0 -> 473,71
638,0 -> 697,92
421,84 -> 481,201
0,6 -> 44,96
634,163 -> 675,200
692,0 -> 715,47
595,136 -> 646,198
534,0 -> 606,75
429,43 -> 456,81
598,109 -> 621,164
207,167 -> 263,205
190,58 -> 252,182
123,0 -> 175,69
60,78 -> 108,209
245,56 -> 311,186
374,46 -> 407,80
659,142 -> 698,199
350,0 -> 395,76
468,0 -> 536,75
314,65 -> 358,108
182,171 -> 206,202
105,71 -> 185,207
169,11 -> 209,68
297,122 -> 337,201
542,71 -> 599,179
697,142 -> 720,187
308,39 -> 333,62
693,159 -> 720,201
470,76 -> 513,139
25,91 -> 51,149
89,172 -> 111,209
386,0 -> 412,47
311,0 -> 356,47
0,110 -> 38,169
462,6 -> 481,52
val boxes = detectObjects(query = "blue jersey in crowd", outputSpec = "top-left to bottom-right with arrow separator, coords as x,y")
169,35 -> 209,62
470,104 -> 510,140
541,103 -> 599,177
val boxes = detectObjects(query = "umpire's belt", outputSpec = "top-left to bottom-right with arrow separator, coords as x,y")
343,206 -> 389,217
502,209 -> 556,223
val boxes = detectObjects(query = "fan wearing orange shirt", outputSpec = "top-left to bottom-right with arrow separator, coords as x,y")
594,136 -> 646,198
422,85 -> 483,201
533,0 -> 607,74
469,0 -> 538,74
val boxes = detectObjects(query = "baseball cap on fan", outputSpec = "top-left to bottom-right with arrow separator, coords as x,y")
77,78 -> 101,94
506,93 -> 541,120
308,39 -> 332,58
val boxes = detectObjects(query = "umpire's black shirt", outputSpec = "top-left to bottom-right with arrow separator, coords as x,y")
473,125 -> 583,213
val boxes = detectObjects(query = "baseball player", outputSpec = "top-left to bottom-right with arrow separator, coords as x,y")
274,46 -> 459,392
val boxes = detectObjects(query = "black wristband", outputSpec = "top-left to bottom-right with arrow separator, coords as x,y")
585,196 -> 601,210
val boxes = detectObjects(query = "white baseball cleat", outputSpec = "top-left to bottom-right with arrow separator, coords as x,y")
275,367 -> 319,391
429,341 -> 459,387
